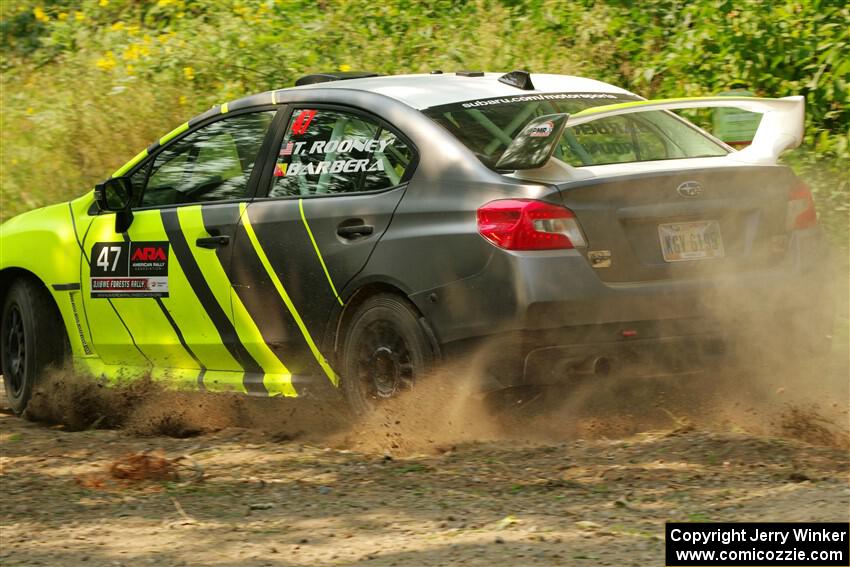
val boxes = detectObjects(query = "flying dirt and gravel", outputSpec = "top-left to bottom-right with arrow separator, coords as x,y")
1,255 -> 847,566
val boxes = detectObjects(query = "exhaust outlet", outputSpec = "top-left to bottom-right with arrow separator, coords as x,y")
592,356 -> 614,376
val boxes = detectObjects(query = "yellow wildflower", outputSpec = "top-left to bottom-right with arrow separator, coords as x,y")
96,52 -> 116,71
110,21 -> 124,32
126,64 -> 135,74
183,66 -> 195,81
57,12 -> 68,21
178,95 -> 188,105
122,44 -> 139,61
74,11 -> 85,21
338,64 -> 352,72
25,107 -> 35,115
99,0 -> 109,6
33,7 -> 49,23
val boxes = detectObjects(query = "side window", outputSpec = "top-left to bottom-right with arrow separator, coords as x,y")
269,108 -> 412,198
132,111 -> 276,208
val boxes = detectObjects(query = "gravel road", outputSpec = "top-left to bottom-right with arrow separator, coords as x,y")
1,353 -> 847,567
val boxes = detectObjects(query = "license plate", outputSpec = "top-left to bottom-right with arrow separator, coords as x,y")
658,220 -> 724,262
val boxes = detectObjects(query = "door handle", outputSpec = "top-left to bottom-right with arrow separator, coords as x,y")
195,235 -> 230,248
337,224 -> 374,238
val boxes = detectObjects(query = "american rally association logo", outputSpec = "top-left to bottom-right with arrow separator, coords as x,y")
131,245 -> 167,262
676,181 -> 704,198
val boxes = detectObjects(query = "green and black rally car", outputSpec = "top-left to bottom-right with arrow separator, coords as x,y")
0,71 -> 828,414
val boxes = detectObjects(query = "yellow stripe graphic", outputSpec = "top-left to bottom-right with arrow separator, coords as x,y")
299,198 -> 344,306
177,206 -> 294,389
159,122 -> 189,146
126,210 -> 238,371
112,148 -> 148,177
241,203 -> 340,386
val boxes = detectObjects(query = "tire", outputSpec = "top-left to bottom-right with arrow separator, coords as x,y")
340,293 -> 433,415
1,278 -> 67,415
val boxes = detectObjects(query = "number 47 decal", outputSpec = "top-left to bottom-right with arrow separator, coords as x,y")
96,245 -> 123,272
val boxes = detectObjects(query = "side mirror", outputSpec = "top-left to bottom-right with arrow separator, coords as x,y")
94,177 -> 134,212
94,177 -> 135,233
495,113 -> 569,171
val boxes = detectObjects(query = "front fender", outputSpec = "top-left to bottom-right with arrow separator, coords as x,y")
0,192 -> 96,356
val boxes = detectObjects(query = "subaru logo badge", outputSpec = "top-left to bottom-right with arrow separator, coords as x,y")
676,181 -> 703,198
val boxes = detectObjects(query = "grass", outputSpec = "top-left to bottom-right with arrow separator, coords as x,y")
1,0 -> 846,247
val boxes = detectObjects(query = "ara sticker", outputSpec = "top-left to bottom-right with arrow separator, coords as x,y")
90,241 -> 169,298
290,109 -> 317,135
529,120 -> 554,137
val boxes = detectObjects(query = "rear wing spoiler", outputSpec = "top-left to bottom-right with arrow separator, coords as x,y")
568,96 -> 804,165
513,95 -> 805,181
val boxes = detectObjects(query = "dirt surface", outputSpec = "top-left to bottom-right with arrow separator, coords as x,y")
2,348 -> 848,567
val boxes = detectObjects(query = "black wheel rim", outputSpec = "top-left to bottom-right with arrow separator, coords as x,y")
355,320 -> 414,400
4,305 -> 26,396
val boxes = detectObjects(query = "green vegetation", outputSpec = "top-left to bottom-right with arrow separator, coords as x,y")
2,0 -> 847,243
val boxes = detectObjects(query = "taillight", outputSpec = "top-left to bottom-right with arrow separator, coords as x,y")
477,199 -> 586,250
786,181 -> 817,231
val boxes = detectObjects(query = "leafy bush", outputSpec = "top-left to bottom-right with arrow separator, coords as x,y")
1,0 -> 847,243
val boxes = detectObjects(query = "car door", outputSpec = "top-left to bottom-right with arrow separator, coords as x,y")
81,108 -> 291,392
228,105 -> 417,385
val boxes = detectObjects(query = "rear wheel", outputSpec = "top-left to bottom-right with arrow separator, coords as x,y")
340,294 -> 433,415
1,278 -> 67,415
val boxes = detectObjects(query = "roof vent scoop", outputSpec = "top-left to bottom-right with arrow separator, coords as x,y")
498,70 -> 535,90
294,71 -> 380,86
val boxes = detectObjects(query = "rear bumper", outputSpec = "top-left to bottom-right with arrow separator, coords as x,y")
419,227 -> 831,386
442,318 -> 728,389
416,226 -> 828,338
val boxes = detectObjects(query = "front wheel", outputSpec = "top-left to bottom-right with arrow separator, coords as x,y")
340,294 -> 433,415
1,278 -> 67,415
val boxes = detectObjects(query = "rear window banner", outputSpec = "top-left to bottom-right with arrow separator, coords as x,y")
455,92 -> 635,110
90,241 -> 169,298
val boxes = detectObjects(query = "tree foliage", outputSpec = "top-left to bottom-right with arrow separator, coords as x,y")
1,0 -> 847,240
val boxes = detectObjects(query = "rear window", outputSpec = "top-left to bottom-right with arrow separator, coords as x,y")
422,92 -> 729,169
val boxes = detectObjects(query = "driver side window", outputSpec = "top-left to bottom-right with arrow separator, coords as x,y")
133,111 -> 276,208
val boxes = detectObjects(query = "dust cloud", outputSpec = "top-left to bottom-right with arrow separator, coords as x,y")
22,248 -> 849,455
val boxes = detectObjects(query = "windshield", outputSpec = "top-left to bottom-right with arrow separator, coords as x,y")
423,92 -> 729,169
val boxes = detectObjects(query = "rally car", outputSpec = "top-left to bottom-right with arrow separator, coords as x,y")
0,70 -> 828,415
